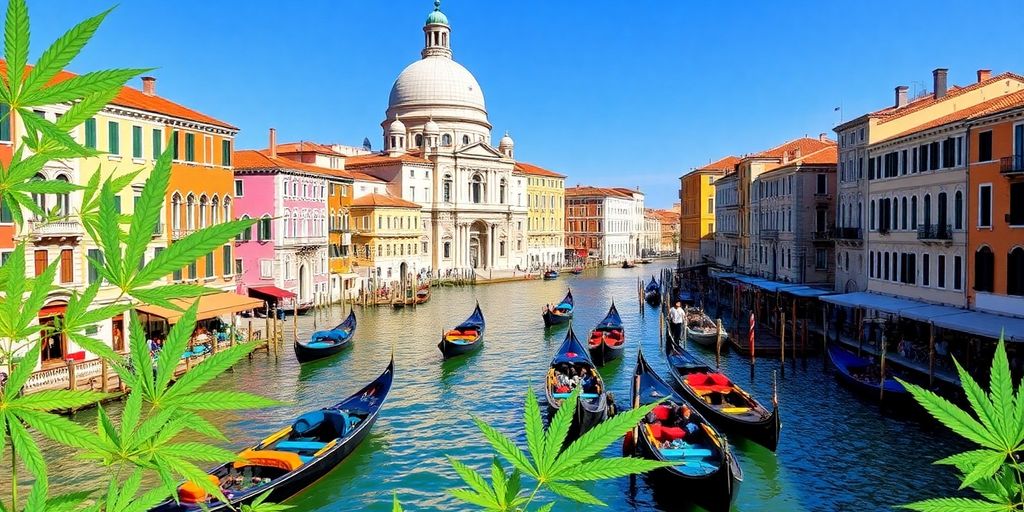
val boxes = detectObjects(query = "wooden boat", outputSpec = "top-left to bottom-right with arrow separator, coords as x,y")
664,342 -> 780,451
570,267 -> 583,275
293,310 -> 356,363
685,307 -> 726,348
644,276 -> 661,306
543,269 -> 559,280
827,344 -> 909,399
438,303 -> 484,359
542,289 -> 574,327
638,258 -> 653,264
414,286 -> 430,304
151,356 -> 393,511
622,260 -> 636,269
627,349 -> 741,512
545,326 -> 608,439
587,303 -> 625,366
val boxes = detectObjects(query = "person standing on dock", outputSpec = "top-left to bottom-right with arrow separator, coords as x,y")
668,301 -> 685,347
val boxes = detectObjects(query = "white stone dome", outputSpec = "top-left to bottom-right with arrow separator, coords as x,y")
388,56 -> 486,112
423,118 -> 440,134
499,131 -> 514,148
389,117 -> 407,133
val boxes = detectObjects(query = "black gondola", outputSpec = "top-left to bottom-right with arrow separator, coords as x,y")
151,356 -> 394,511
293,310 -> 356,363
545,326 -> 608,438
438,303 -> 485,358
543,269 -> 559,280
664,339 -> 780,451
541,289 -> 574,327
644,276 -> 661,306
827,344 -> 909,400
628,349 -> 741,512
622,260 -> 636,269
587,303 -> 625,366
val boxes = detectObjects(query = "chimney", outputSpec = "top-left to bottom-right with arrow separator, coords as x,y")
977,69 -> 992,83
933,68 -> 948,99
793,147 -> 802,159
141,76 -> 156,96
818,132 -> 828,142
895,85 -> 908,108
269,128 -> 277,158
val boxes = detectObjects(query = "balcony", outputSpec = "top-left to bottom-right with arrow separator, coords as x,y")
831,227 -> 863,241
152,222 -> 164,237
1000,155 -> 1024,177
171,228 -> 195,240
812,229 -> 832,241
760,229 -> 779,240
27,220 -> 84,241
917,223 -> 952,242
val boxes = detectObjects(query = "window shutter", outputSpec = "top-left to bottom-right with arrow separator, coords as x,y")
152,129 -> 162,159
222,140 -> 232,166
0,104 -> 11,142
132,125 -> 142,158
83,118 -> 96,149
108,121 -> 120,154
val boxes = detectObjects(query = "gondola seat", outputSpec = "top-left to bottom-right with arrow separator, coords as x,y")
686,373 -> 733,393
552,392 -> 599,399
234,449 -> 303,471
178,475 -> 220,504
652,405 -> 672,421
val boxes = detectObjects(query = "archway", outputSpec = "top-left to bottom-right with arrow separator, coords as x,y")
400,261 -> 408,290
469,220 -> 489,269
298,264 -> 309,303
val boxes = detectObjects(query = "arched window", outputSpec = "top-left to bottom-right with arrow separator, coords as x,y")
911,195 -> 918,229
31,173 -> 46,219
870,200 -> 876,230
258,214 -> 272,241
462,135 -> 470,145
857,201 -> 862,228
283,209 -> 291,238
975,246 -> 994,292
1009,247 -> 1024,296
938,191 -> 948,230
954,190 -> 963,230
923,194 -> 932,227
499,179 -> 507,204
211,196 -> 219,225
171,193 -> 182,230
415,134 -> 423,147
442,174 -> 453,202
292,182 -> 298,196
470,174 -> 483,204
291,211 -> 298,238
185,194 -> 196,230
237,214 -> 252,241
198,195 -> 208,228
900,197 -> 907,230
222,196 -> 231,222
441,134 -> 451,146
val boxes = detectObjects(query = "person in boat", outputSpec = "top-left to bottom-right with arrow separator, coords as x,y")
580,372 -> 596,393
668,301 -> 685,348
672,404 -> 700,436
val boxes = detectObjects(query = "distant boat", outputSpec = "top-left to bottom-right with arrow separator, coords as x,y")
828,344 -> 909,400
587,302 -> 625,366
542,289 -> 574,327
622,261 -> 637,269
570,267 -> 583,275
639,258 -> 653,264
438,303 -> 484,359
151,355 -> 393,511
685,308 -> 726,348
543,269 -> 559,280
415,286 -> 431,304
294,311 -> 356,363
644,276 -> 661,306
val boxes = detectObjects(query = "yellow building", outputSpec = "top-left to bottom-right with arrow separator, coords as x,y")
678,157 -> 735,266
350,193 -> 428,286
517,162 -> 565,269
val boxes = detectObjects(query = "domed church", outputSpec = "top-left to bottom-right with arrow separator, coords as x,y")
344,0 -> 539,274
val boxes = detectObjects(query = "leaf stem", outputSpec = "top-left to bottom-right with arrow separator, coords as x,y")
10,436 -> 17,510
520,481 -> 543,511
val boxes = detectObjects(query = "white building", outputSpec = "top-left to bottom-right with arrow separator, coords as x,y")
642,209 -> 662,257
714,172 -> 740,267
565,186 -> 645,265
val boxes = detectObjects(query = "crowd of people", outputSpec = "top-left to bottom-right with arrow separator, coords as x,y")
552,363 -> 599,395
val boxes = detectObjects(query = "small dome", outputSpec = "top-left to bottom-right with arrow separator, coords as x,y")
499,131 -> 514,148
389,117 -> 407,133
424,118 -> 440,134
426,0 -> 448,25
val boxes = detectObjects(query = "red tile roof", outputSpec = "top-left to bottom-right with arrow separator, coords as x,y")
0,60 -> 237,130
273,141 -> 345,157
515,161 -> 565,178
351,193 -> 420,209
349,171 -> 388,184
794,145 -> 838,165
234,149 -> 352,179
344,152 -> 431,168
699,155 -> 741,172
751,136 -> 836,159
565,185 -> 636,199
870,72 -> 1024,125
879,89 -> 1024,143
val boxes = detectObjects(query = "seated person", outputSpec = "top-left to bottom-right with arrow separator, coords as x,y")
671,404 -> 699,436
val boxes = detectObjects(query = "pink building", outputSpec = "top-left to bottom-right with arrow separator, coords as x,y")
233,148 -> 342,306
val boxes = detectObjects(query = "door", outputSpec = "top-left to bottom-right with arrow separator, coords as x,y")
111,315 -> 125,353
469,239 -> 479,269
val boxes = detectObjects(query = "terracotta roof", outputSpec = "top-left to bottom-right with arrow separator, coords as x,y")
565,185 -> 636,199
794,145 -> 838,165
750,137 -> 836,159
651,209 -> 679,222
878,89 -> 1024,143
273,141 -> 345,157
349,171 -> 388,184
699,155 -> 741,172
344,152 -> 431,168
351,193 -> 420,209
0,60 -> 237,130
234,149 -> 352,180
870,72 -> 1024,125
515,161 -> 565,178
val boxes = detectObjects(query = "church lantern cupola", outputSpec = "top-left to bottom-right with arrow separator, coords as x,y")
422,0 -> 452,59
388,116 -> 407,155
498,131 -> 514,158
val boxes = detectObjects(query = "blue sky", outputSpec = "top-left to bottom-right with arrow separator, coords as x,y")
24,0 -> 1024,208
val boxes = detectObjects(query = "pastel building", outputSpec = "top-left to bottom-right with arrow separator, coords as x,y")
518,161 -> 566,268
680,157 -> 733,266
564,185 -> 645,264
233,145 -> 333,306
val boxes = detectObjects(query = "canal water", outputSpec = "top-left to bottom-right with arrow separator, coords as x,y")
40,263 -> 963,511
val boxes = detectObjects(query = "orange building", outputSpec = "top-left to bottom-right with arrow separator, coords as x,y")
966,91 -> 1024,317
679,157 -> 735,266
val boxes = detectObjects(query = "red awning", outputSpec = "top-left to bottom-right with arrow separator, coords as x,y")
248,286 -> 296,300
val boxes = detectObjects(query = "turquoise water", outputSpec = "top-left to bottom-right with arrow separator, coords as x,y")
41,263 -> 962,511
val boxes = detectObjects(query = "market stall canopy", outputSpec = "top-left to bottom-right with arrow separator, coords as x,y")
248,285 -> 297,301
136,291 -> 264,323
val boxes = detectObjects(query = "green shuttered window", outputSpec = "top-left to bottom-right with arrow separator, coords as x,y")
132,125 -> 142,158
108,121 -> 120,154
84,118 -> 96,148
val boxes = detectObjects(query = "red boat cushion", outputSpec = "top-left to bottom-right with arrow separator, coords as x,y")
652,405 -> 671,421
648,423 -> 662,439
660,426 -> 686,441
555,385 -> 570,393
686,373 -> 711,387
709,373 -> 731,387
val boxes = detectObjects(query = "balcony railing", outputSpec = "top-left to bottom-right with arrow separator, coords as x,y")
917,223 -> 952,241
28,220 -> 83,239
812,230 -> 832,241
152,222 -> 164,237
1000,155 -> 1024,175
171,228 -> 195,240
831,226 -> 863,241
760,229 -> 779,240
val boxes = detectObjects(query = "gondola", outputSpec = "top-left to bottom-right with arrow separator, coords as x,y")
664,339 -> 780,451
570,267 -> 583,275
151,356 -> 394,511
827,344 -> 909,400
627,349 -> 741,512
545,326 -> 608,439
622,260 -> 636,269
293,310 -> 356,363
587,303 -> 625,366
542,289 -> 573,327
543,269 -> 559,280
414,286 -> 430,304
644,276 -> 661,306
685,307 -> 727,348
638,258 -> 653,264
438,303 -> 485,359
